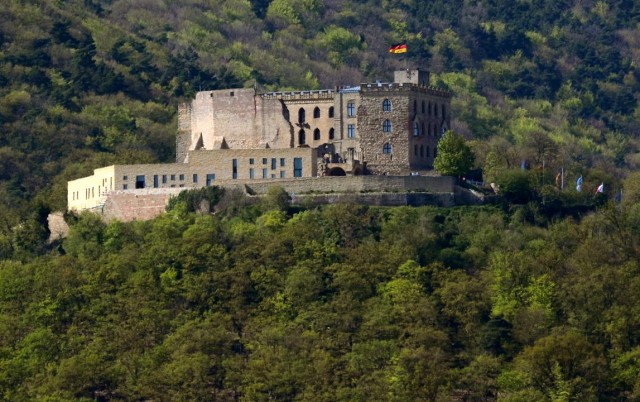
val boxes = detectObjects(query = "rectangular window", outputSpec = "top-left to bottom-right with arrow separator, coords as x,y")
135,175 -> 145,189
280,158 -> 285,167
262,158 -> 267,165
347,124 -> 355,138
347,102 -> 355,117
294,157 -> 303,177
250,158 -> 254,165
123,175 -> 128,181
123,184 -> 128,190
262,168 -> 268,178
153,175 -> 159,188
162,175 -> 167,184
179,174 -> 184,181
206,174 -> 215,186
193,174 -> 198,183
271,158 -> 276,170
171,174 -> 175,181
280,171 -> 285,178
250,168 -> 255,179
233,159 -> 238,179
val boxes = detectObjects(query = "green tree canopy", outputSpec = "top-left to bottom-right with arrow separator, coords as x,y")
434,130 -> 475,177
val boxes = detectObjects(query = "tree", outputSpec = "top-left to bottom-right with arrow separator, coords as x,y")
434,130 -> 475,177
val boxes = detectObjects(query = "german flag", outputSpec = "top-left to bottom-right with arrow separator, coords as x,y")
389,43 -> 407,54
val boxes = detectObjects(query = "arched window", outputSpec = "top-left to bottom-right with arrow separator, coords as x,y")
383,143 -> 392,154
383,99 -> 391,112
383,119 -> 392,133
328,106 -> 334,118
298,108 -> 305,123
428,102 -> 432,116
313,107 -> 320,118
434,104 -> 438,117
329,128 -> 335,140
413,122 -> 419,136
313,128 -> 320,140
420,145 -> 424,157
414,145 -> 418,156
413,100 -> 417,113
299,129 -> 306,145
422,100 -> 425,114
421,122 -> 425,136
426,146 -> 430,157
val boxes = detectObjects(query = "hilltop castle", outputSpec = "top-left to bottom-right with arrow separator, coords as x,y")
68,69 -> 452,215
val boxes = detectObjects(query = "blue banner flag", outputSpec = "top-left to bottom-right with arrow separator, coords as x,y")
576,176 -> 582,192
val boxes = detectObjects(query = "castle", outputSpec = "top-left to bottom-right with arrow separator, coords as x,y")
68,69 -> 452,215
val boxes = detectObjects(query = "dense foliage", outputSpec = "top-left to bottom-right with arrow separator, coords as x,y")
2,193 -> 640,400
1,0 -> 640,253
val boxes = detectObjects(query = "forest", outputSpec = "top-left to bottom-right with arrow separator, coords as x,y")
3,186 -> 640,400
2,0 -> 640,399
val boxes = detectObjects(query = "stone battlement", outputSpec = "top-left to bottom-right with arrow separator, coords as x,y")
261,89 -> 335,100
359,82 -> 451,97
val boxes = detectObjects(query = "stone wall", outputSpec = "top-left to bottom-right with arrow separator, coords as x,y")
102,189 -> 183,221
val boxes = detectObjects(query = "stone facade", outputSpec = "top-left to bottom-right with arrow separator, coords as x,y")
68,68 -> 452,216
176,69 -> 451,176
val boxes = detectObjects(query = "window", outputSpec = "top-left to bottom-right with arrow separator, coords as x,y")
233,159 -> 238,179
262,158 -> 267,165
422,100 -> 425,114
179,174 -> 184,181
299,129 -> 306,145
435,103 -> 438,117
153,175 -> 159,188
250,158 -> 254,165
383,99 -> 391,112
314,128 -> 320,141
206,174 -> 215,186
313,107 -> 320,118
414,100 -> 417,113
249,168 -> 255,179
413,122 -> 419,136
426,146 -> 430,157
135,175 -> 145,189
442,104 -> 446,118
383,119 -> 392,133
414,145 -> 418,156
123,184 -> 128,190
123,175 -> 128,181
162,175 -> 167,184
383,143 -> 392,154
230,91 -> 234,96
420,145 -> 424,158
329,128 -> 335,140
280,171 -> 285,178
262,168 -> 268,178
421,122 -> 425,136
271,158 -> 276,170
171,174 -> 175,181
347,102 -> 355,117
193,174 -> 198,183
298,108 -> 305,123
280,158 -> 285,167
293,157 -> 303,177
347,124 -> 355,138
428,102 -> 432,116
328,106 -> 334,118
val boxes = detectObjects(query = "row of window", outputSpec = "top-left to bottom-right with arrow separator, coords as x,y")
296,99 -> 445,123
414,144 -> 433,158
120,158 -> 305,189
298,107 -> 335,123
298,127 -> 343,144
